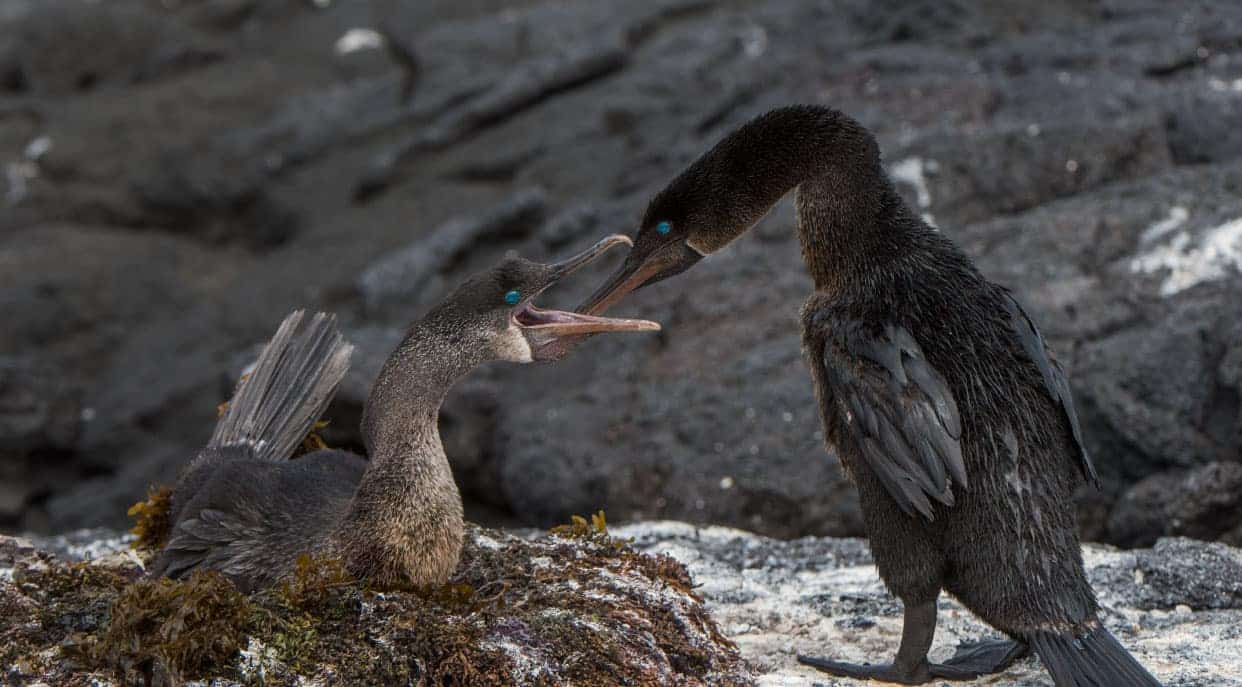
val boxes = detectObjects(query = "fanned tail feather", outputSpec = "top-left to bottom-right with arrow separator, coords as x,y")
1029,624 -> 1162,687
208,310 -> 353,462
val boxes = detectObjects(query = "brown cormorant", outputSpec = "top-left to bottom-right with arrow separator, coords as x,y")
579,106 -> 1161,686
151,235 -> 658,591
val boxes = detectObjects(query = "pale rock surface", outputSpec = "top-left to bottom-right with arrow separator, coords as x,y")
619,522 -> 1242,687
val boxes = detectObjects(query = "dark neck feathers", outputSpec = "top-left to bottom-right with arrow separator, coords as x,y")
678,106 -> 922,293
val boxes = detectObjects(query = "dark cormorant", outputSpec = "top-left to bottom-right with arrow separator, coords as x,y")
151,235 -> 658,592
579,106 -> 1161,686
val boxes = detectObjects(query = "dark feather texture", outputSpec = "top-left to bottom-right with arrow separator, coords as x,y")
1030,624 -> 1162,687
1003,292 -> 1099,487
817,319 -> 965,520
208,310 -> 352,463
152,450 -> 365,591
626,105 -> 1160,685
156,243 -> 645,591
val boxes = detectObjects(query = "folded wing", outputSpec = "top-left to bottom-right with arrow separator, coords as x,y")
820,320 -> 966,520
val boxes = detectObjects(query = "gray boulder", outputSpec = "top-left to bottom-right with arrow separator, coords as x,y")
0,357 -> 81,526
0,357 -> 80,455
891,114 -> 1172,227
1109,462 -> 1242,548
3,0 -> 219,95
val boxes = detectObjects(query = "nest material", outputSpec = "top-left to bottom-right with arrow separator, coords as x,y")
127,485 -> 173,553
2,516 -> 752,687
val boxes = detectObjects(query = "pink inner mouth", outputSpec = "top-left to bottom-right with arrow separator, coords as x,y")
514,304 -> 579,327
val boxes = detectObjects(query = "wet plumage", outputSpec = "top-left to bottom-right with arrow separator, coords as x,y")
581,105 -> 1160,686
152,237 -> 658,592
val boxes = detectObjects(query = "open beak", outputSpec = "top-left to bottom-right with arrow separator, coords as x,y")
578,240 -> 702,316
514,234 -> 660,361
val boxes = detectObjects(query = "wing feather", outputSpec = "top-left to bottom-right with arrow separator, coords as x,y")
1003,293 -> 1099,487
820,319 -> 966,521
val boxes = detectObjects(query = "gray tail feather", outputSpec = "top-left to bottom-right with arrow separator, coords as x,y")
1029,624 -> 1162,687
208,310 -> 353,462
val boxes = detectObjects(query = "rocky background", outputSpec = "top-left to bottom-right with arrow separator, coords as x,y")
2,0 -> 1241,547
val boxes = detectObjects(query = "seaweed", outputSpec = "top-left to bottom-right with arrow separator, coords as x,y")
271,553 -> 356,614
127,484 -> 173,553
75,570 -> 251,685
0,580 -> 44,677
292,419 -> 332,458
3,518 -> 751,686
549,510 -> 613,544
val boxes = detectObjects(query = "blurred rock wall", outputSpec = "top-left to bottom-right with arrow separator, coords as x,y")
2,0 -> 1240,545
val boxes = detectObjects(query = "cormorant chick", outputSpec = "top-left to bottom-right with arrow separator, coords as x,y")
151,235 -> 658,592
579,106 -> 1161,686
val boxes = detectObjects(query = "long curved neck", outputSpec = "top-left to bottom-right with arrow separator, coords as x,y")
361,312 -> 483,452
689,107 -> 917,294
794,145 -> 911,293
337,311 -> 477,583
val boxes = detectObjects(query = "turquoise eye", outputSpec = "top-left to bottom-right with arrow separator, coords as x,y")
656,220 -> 671,235
504,289 -> 521,306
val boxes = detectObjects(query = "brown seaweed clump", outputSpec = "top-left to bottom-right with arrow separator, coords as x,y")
549,510 -> 614,543
127,484 -> 173,553
0,516 -> 753,686
75,570 -> 251,685
292,419 -> 333,457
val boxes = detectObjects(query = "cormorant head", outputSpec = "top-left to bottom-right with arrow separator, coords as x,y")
443,234 -> 660,363
578,105 -> 864,316
577,173 -> 729,316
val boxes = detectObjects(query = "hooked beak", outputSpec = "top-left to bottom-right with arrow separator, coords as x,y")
514,234 -> 661,361
578,239 -> 703,316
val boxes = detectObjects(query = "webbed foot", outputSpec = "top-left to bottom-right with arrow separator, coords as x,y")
796,655 -> 931,684
928,638 -> 1028,679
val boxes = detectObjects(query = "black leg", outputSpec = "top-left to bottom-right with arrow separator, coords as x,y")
928,638 -> 1029,679
797,600 -> 937,684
